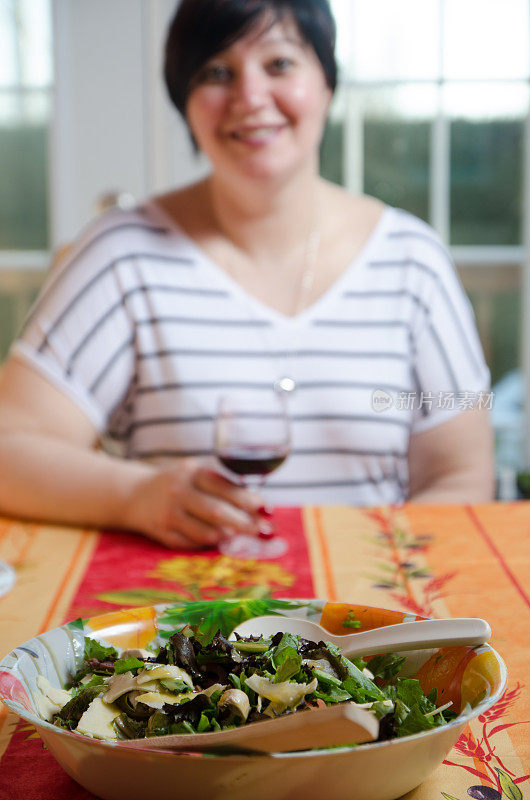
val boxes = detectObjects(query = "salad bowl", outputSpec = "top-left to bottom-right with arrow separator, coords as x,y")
0,599 -> 507,800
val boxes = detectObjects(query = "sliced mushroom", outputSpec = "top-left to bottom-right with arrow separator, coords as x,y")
102,671 -> 138,704
217,688 -> 251,724
120,648 -> 152,660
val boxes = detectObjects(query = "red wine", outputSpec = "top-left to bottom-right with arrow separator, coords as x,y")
218,447 -> 288,476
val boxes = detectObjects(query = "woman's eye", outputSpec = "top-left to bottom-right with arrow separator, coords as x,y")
198,64 -> 232,84
268,57 -> 294,74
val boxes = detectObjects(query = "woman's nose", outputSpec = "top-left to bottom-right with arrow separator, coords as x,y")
228,67 -> 269,112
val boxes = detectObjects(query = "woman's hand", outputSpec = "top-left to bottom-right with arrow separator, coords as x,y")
126,458 -> 272,549
0,361 -> 273,546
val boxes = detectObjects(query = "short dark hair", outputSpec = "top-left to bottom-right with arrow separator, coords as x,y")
164,0 -> 337,119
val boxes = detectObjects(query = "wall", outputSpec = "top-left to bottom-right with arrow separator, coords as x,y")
51,0 -> 207,246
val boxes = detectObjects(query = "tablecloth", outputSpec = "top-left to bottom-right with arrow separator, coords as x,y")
0,503 -> 529,800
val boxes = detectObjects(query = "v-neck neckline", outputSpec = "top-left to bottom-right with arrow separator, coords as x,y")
145,198 -> 391,326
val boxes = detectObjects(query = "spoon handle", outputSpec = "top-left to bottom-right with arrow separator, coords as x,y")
117,701 -> 379,754
335,618 -> 491,658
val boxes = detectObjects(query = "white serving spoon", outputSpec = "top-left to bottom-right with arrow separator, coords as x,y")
117,701 -> 379,754
230,615 -> 491,659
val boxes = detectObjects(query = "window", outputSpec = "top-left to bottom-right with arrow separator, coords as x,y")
0,0 -> 53,359
322,0 -> 530,482
0,0 -> 53,250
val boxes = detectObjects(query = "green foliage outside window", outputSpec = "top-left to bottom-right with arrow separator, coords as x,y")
0,124 -> 49,250
363,119 -> 430,222
450,120 -> 523,246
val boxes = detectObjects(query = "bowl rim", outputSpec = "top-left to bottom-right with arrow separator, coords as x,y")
0,600 -> 508,760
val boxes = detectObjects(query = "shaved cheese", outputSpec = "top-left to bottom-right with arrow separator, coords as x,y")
136,665 -> 194,688
201,683 -> 226,698
33,691 -> 61,722
134,679 -> 159,692
244,675 -> 318,714
76,697 -> 120,741
34,676 -> 73,720
135,691 -> 197,709
36,676 -> 73,708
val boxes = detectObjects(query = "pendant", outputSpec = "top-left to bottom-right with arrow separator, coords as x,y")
274,376 -> 297,394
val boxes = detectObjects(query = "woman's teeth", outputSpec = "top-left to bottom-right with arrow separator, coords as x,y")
233,127 -> 278,140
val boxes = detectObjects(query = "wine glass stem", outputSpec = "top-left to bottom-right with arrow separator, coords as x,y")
240,476 -> 267,490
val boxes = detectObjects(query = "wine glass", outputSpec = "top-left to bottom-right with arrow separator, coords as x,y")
214,391 -> 290,559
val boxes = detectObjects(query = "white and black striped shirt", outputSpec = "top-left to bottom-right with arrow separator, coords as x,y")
12,201 -> 489,506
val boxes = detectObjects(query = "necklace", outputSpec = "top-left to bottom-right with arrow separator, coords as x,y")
207,187 -> 321,396
273,225 -> 321,395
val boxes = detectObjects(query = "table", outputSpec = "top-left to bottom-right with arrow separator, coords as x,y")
0,503 -> 529,800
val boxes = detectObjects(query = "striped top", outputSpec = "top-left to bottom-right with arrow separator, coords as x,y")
12,201 -> 489,507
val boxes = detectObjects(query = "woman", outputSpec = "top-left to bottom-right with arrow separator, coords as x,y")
0,0 -> 494,550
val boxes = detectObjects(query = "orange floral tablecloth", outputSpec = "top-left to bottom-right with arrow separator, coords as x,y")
0,503 -> 529,800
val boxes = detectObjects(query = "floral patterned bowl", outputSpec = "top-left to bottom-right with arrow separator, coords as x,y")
0,600 -> 506,800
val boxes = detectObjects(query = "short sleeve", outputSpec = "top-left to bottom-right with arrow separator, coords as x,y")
10,211 -> 137,432
407,223 -> 490,434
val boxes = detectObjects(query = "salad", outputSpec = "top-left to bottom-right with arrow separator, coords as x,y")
34,623 -> 457,744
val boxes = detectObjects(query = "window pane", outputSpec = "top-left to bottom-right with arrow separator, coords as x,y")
0,92 -> 50,249
448,84 -> 527,245
444,0 -> 530,80
0,273 -> 42,360
0,0 -> 52,251
362,86 -> 434,220
17,0 -> 53,87
0,0 -> 52,88
0,2 -> 17,87
320,88 -> 345,185
460,265 -> 522,471
330,0 -> 440,81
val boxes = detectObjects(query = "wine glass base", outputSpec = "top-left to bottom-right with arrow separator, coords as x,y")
219,534 -> 288,560
0,560 -> 16,598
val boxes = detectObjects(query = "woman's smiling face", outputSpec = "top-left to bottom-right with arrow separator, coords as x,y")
185,14 -> 332,183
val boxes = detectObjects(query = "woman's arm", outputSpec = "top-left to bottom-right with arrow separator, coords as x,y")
0,358 -> 265,547
407,407 -> 495,504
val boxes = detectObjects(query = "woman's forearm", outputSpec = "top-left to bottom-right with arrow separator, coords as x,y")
0,431 -> 155,530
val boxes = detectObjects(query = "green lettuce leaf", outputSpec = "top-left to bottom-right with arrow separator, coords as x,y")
272,634 -> 302,683
84,638 -> 118,662
114,657 -> 144,675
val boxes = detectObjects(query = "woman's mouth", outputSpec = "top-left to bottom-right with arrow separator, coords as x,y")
229,125 -> 285,145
